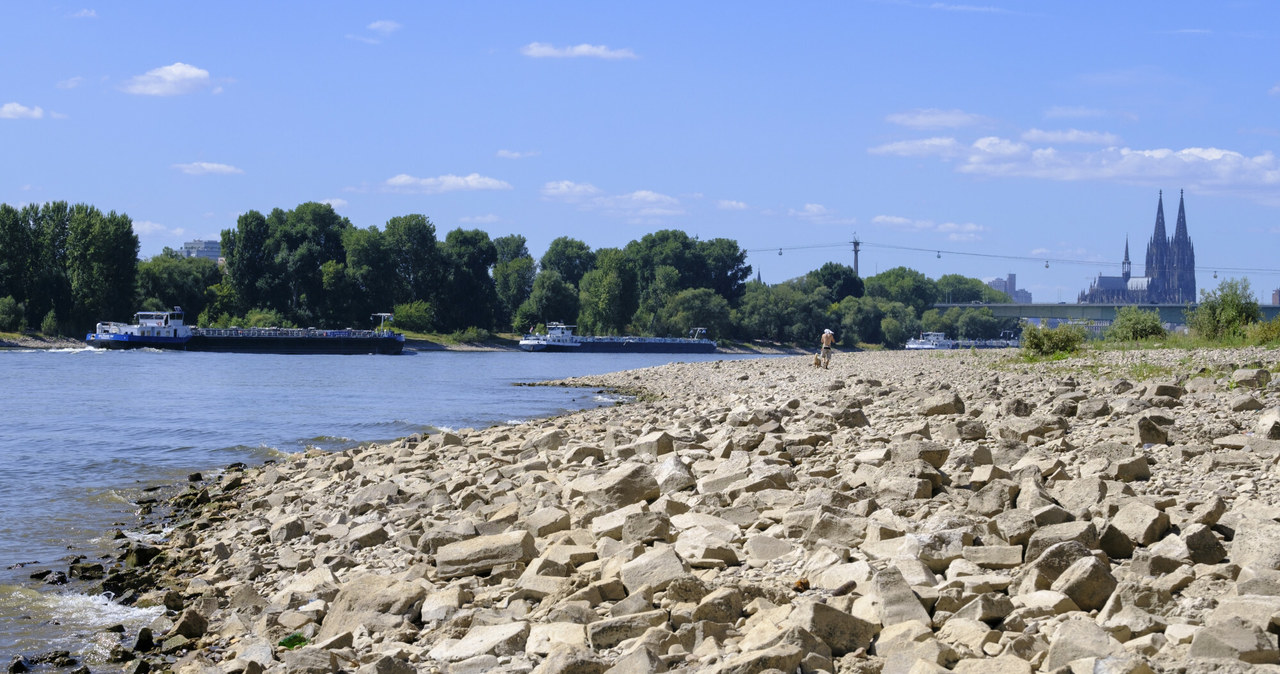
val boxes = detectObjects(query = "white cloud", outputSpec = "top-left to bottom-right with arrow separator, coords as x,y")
320,198 -> 348,209
122,63 -> 211,96
541,180 -> 601,200
71,9 -> 96,18
497,149 -> 539,159
173,162 -> 243,175
717,199 -> 748,210
368,20 -> 401,35
346,34 -> 380,45
886,108 -> 987,129
868,137 -> 962,157
972,136 -> 1028,156
789,203 -> 855,226
385,173 -> 512,194
460,214 -> 500,224
133,220 -> 184,237
521,42 -> 637,59
0,103 -> 44,119
542,181 -> 682,222
1271,84 -> 1280,96
56,76 -> 84,89
874,214 -> 987,241
1021,128 -> 1121,145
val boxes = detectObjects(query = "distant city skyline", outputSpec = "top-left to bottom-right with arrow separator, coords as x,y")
3,2 -> 1279,303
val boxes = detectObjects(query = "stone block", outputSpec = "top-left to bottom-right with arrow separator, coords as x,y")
435,530 -> 538,580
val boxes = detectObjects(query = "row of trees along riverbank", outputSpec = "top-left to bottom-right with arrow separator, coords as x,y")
0,200 -> 1018,347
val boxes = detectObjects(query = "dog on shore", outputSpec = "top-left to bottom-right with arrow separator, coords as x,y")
812,354 -> 823,368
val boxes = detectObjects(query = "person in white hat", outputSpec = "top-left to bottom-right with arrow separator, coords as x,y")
820,328 -> 836,369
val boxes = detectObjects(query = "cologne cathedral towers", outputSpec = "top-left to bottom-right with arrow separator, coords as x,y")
1079,191 -> 1197,304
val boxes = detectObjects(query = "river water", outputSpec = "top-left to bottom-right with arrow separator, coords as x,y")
0,347 -> 764,664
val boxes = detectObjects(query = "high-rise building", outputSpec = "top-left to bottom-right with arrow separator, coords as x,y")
1079,191 -> 1196,303
180,239 -> 222,261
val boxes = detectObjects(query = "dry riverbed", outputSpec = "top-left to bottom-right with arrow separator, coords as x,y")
31,345 -> 1280,673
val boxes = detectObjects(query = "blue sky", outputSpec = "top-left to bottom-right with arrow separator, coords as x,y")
3,2 -> 1278,303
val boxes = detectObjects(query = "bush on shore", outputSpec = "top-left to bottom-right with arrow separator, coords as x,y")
1187,278 -> 1260,340
1106,306 -> 1166,341
0,296 -> 26,332
1022,322 -> 1087,357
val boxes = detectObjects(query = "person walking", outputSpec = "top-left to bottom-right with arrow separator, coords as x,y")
820,328 -> 835,369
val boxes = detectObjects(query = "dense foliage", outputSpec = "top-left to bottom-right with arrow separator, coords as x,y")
3,199 -> 1024,346
1186,278 -> 1260,340
1105,306 -> 1167,341
0,201 -> 139,335
1021,323 -> 1087,356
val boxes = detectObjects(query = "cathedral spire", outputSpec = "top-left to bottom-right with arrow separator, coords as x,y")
1145,190 -> 1170,294
1173,189 -> 1189,241
1122,237 -> 1131,280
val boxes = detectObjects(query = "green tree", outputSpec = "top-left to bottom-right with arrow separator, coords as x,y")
492,235 -> 535,330
392,300 -> 435,332
342,225 -> 399,320
0,296 -> 24,332
540,237 -> 596,289
956,307 -> 1001,339
0,204 -> 34,308
808,262 -> 863,302
515,269 -> 579,333
631,265 -> 682,335
696,238 -> 752,304
1186,278 -> 1260,340
27,202 -> 73,331
660,287 -> 731,339
936,274 -> 1008,304
438,228 -> 499,331
384,214 -> 442,304
220,210 -> 272,314
577,248 -> 637,335
732,281 -> 795,342
1106,306 -> 1167,341
66,204 -> 139,332
865,266 -> 938,318
137,249 -> 221,320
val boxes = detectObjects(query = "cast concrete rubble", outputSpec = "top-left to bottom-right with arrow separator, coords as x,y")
99,347 -> 1280,673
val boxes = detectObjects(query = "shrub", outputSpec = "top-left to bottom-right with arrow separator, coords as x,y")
40,309 -> 58,336
1022,322 -> 1087,356
0,296 -> 25,332
1106,306 -> 1166,341
448,327 -> 491,343
242,308 -> 295,328
392,301 -> 435,332
1246,316 -> 1280,345
1186,278 -> 1260,339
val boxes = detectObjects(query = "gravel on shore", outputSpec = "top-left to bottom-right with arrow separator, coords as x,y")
33,345 -> 1280,673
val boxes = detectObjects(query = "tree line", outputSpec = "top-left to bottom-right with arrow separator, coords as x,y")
0,200 -> 1017,346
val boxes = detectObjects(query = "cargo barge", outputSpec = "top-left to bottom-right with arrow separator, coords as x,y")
84,308 -> 404,355
519,322 -> 716,354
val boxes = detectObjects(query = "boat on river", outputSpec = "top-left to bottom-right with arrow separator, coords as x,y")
84,308 -> 404,355
519,322 -> 716,353
904,332 -> 957,350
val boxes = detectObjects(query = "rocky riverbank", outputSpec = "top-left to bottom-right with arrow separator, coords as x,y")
39,346 -> 1280,673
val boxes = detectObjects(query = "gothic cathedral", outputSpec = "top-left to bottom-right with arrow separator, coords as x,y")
1079,191 -> 1196,304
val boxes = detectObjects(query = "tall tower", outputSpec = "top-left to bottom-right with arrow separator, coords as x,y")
1145,191 -> 1170,301
1169,189 -> 1196,302
1122,238 -> 1131,282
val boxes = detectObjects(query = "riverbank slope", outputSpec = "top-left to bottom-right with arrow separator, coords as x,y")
50,346 -> 1280,672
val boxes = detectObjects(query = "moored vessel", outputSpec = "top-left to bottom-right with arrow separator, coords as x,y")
519,322 -> 716,354
904,332 -> 957,350
84,308 -> 404,355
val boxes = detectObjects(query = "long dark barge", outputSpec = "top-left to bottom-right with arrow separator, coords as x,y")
84,308 -> 404,355
518,322 -> 716,354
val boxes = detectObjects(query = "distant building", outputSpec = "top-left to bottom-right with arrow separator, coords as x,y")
987,273 -> 1032,304
180,239 -> 222,261
1079,191 -> 1196,304
1273,289 -> 1279,306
